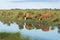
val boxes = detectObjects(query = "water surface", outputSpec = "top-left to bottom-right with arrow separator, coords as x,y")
0,22 -> 60,40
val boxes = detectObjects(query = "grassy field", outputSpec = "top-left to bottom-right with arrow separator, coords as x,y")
0,9 -> 60,29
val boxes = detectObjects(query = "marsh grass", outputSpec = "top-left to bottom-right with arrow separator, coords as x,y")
0,9 -> 60,26
0,32 -> 30,40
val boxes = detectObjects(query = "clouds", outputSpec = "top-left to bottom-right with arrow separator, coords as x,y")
9,0 -> 60,2
0,0 -> 60,3
0,0 -> 60,9
9,0 -> 22,1
0,2 -> 60,9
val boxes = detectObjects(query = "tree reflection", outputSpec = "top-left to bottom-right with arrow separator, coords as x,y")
16,21 -> 24,29
51,26 -> 55,30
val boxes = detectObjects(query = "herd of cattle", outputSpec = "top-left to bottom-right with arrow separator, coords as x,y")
17,12 -> 51,31
25,12 -> 50,20
16,12 -> 60,32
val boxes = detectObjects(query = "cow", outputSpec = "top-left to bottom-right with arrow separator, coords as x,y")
39,13 -> 50,20
25,12 -> 30,18
25,12 -> 30,20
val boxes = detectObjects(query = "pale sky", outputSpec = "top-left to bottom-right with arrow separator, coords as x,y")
0,0 -> 60,9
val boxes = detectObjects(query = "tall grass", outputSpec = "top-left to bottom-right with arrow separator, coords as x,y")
0,32 -> 30,40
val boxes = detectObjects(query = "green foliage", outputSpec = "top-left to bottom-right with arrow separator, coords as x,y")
0,32 -> 30,40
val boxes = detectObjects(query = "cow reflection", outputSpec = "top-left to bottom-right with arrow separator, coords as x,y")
38,25 -> 49,32
25,23 -> 35,30
25,24 -> 29,30
25,23 -> 49,31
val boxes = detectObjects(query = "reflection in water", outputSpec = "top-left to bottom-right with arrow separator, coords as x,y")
0,22 -> 19,32
57,26 -> 60,33
25,23 -> 35,30
0,20 -> 60,33
0,21 -> 60,40
38,25 -> 49,31
16,21 -> 24,29
25,23 -> 50,32
20,28 -> 60,40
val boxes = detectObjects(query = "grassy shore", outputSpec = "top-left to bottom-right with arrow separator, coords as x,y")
0,32 -> 30,40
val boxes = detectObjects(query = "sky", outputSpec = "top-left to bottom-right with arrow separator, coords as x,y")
0,0 -> 60,9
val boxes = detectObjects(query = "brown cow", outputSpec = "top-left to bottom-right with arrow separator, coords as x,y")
25,12 -> 30,18
25,12 -> 30,20
39,13 -> 50,20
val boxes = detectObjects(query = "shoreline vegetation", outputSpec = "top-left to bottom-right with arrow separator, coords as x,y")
0,9 -> 60,24
0,9 -> 60,32
0,32 -> 30,40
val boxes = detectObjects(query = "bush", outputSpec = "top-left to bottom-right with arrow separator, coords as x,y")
0,32 -> 30,40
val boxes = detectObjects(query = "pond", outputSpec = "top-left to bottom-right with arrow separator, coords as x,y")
0,21 -> 60,40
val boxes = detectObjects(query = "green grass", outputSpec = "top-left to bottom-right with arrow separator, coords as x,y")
0,32 -> 30,40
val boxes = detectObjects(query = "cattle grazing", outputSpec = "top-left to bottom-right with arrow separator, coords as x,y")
39,13 -> 50,20
25,12 -> 30,18
25,12 -> 30,20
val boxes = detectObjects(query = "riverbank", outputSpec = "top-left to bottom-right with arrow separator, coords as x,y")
0,32 -> 30,40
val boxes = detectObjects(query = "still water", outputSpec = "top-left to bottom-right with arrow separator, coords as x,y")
0,22 -> 60,40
